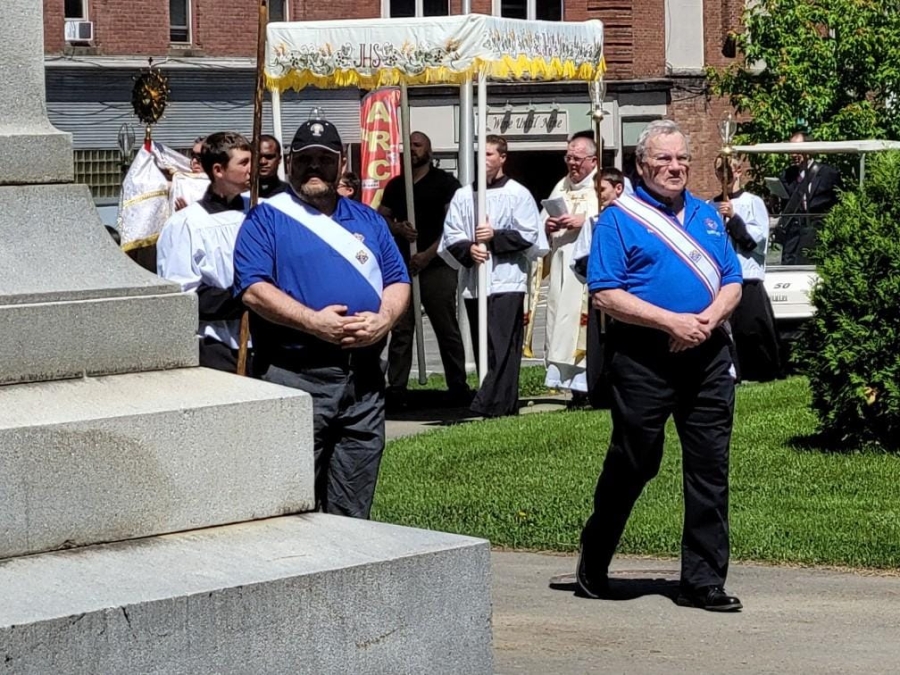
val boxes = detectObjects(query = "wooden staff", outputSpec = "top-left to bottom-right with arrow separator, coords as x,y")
236,0 -> 268,377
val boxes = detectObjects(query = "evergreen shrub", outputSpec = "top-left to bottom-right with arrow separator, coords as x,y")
797,151 -> 900,450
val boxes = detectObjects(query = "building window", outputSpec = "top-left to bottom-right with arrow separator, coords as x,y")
65,0 -> 87,19
385,0 -> 449,17
535,0 -> 561,21
270,0 -> 288,22
492,0 -> 561,20
73,150 -> 123,200
170,0 -> 191,43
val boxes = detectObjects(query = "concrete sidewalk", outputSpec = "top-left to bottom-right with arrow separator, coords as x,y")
491,551 -> 900,674
385,412 -> 900,675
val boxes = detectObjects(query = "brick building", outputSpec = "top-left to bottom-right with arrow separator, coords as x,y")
45,0 -> 743,205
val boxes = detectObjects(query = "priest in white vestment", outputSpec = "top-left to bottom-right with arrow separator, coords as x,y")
542,136 -> 600,396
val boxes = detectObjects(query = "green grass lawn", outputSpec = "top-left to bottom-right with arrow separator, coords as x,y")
408,364 -> 549,398
373,377 -> 900,569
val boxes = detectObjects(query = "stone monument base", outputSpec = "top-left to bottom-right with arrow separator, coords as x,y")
0,513 -> 493,674
0,368 -> 316,560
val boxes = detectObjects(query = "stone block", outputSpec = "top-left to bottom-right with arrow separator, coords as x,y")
0,0 -> 75,184
0,184 -> 200,384
0,184 -> 178,304
0,293 -> 199,385
0,368 -> 315,559
0,514 -> 494,675
0,131 -> 74,185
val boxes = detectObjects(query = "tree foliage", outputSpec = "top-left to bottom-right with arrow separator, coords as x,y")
797,151 -> 900,450
708,0 -> 900,178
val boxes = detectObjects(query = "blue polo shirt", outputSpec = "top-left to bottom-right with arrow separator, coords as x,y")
233,192 -> 409,365
588,186 -> 742,314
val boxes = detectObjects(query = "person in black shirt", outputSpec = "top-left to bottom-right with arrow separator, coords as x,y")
379,131 -> 471,407
777,131 -> 840,265
258,134 -> 288,199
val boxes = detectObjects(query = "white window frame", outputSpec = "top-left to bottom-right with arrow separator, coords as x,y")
64,0 -> 88,20
381,0 -> 449,18
491,0 -> 561,21
170,0 -> 192,44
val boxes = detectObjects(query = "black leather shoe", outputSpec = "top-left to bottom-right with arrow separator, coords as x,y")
676,585 -> 743,612
575,547 -> 610,599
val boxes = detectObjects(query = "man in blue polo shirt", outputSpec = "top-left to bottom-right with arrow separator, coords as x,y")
232,118 -> 410,519
577,120 -> 744,612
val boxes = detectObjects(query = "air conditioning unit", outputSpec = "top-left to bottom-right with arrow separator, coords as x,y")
64,20 -> 93,43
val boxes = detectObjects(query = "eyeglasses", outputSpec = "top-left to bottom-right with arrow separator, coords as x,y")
190,151 -> 202,160
647,154 -> 692,168
564,155 -> 592,164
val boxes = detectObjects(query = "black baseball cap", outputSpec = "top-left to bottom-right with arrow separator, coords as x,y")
290,119 -> 343,154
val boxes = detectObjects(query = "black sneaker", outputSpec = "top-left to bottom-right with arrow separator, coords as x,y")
675,585 -> 743,612
575,547 -> 610,599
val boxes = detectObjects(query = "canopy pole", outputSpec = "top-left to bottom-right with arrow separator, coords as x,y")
476,72 -> 488,385
400,81 -> 428,385
272,89 -> 284,180
237,0 -> 268,377
590,79 -> 607,335
457,0 -> 476,377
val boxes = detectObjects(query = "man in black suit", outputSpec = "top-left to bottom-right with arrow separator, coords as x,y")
778,131 -> 841,265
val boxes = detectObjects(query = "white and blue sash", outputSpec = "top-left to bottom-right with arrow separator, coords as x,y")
614,193 -> 721,303
267,193 -> 383,298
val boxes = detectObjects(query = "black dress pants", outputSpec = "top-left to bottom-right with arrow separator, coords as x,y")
585,308 -> 611,409
580,324 -> 735,590
464,292 -> 524,418
199,337 -> 239,372
731,279 -> 782,383
387,263 -> 468,393
261,358 -> 386,519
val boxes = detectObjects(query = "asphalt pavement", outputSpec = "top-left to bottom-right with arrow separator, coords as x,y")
491,552 -> 900,675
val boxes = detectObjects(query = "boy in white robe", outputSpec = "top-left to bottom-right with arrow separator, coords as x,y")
439,135 -> 549,417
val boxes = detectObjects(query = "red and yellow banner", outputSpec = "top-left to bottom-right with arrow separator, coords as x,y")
359,87 -> 401,208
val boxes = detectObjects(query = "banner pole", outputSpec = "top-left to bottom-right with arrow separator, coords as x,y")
476,72 -> 488,385
400,82 -> 428,385
236,0 -> 267,377
272,89 -> 284,179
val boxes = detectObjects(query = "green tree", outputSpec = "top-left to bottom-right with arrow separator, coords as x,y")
708,0 -> 900,176
797,151 -> 900,450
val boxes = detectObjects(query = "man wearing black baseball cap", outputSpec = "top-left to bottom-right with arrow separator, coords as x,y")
233,118 -> 410,519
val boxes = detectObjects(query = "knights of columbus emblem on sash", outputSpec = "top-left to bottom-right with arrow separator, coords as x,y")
356,250 -> 369,264
689,249 -> 702,262
354,233 -> 365,242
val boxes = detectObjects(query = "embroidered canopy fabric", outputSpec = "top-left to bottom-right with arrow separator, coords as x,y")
264,14 -> 604,92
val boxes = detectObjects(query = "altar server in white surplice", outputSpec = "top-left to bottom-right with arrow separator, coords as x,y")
711,156 -> 782,383
157,131 -> 251,372
439,135 -> 549,418
542,135 -> 600,399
